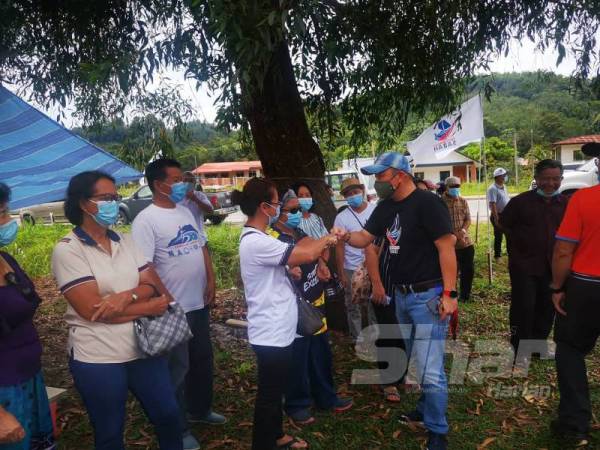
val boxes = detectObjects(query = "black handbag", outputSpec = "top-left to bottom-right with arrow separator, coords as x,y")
287,272 -> 325,337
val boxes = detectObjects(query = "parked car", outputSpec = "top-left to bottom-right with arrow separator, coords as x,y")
530,157 -> 599,195
17,186 -> 238,226
117,185 -> 238,225
18,201 -> 67,226
325,169 -> 377,203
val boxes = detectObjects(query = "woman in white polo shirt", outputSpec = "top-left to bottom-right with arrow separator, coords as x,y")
233,178 -> 337,450
51,171 -> 182,450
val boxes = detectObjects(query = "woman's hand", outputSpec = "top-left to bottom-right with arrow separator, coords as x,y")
317,263 -> 331,282
288,266 -> 302,280
91,291 -> 132,322
0,407 -> 25,444
146,295 -> 170,316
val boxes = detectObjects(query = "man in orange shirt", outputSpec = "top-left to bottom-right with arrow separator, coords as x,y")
550,142 -> 600,447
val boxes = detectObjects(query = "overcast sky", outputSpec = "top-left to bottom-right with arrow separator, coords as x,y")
5,38 -> 586,128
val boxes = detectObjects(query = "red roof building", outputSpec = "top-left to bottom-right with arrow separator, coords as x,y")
553,135 -> 600,164
192,161 -> 263,187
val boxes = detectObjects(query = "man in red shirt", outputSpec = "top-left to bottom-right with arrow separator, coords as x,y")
550,142 -> 600,447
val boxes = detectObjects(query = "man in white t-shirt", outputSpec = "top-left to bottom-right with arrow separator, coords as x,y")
181,171 -> 213,241
334,177 -> 377,342
131,159 -> 223,450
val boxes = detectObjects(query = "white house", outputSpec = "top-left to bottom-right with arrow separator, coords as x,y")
553,135 -> 600,164
409,150 -> 479,184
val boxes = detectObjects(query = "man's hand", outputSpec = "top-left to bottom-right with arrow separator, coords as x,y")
371,281 -> 386,304
553,292 -> 567,316
186,190 -> 196,200
0,407 -> 25,444
317,263 -> 331,282
204,278 -> 216,306
288,266 -> 302,280
92,291 -> 132,322
439,294 -> 458,321
338,272 -> 349,289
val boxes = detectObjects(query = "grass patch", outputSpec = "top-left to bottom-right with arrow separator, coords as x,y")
8,223 -> 241,287
459,182 -> 526,196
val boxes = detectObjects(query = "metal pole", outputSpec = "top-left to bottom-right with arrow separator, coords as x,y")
514,130 -> 519,186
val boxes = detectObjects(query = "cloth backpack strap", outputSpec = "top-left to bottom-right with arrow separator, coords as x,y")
346,207 -> 366,229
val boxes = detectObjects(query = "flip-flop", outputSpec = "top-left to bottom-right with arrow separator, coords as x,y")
277,436 -> 309,449
383,386 -> 402,403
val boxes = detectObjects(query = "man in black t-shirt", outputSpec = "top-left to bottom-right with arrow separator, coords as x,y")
331,152 -> 457,450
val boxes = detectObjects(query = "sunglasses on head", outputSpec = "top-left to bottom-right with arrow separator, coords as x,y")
282,207 -> 301,214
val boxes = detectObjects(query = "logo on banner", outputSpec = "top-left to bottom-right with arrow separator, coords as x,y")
433,111 -> 463,153
434,119 -> 457,142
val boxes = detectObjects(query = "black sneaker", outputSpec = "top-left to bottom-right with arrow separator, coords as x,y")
426,432 -> 448,450
399,410 -> 424,426
550,419 -> 590,447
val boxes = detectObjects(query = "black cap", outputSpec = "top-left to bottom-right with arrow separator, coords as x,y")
581,142 -> 600,157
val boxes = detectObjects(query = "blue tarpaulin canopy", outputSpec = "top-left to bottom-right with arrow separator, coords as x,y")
0,85 -> 142,209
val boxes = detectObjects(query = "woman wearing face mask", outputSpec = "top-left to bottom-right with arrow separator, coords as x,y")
50,171 -> 182,450
0,182 -> 56,450
233,179 -> 340,450
270,189 -> 353,427
290,182 -> 329,239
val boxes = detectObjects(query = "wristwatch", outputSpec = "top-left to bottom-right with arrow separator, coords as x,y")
443,290 -> 458,299
549,284 -> 564,294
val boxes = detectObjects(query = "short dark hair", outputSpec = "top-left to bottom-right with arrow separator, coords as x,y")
145,158 -> 182,192
231,177 -> 276,216
0,182 -> 11,206
291,181 -> 313,197
534,159 -> 563,177
64,171 -> 115,226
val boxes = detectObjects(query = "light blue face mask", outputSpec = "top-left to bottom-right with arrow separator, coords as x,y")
536,188 -> 560,198
285,211 -> 302,229
448,187 -> 460,197
90,200 -> 119,227
166,182 -> 188,203
0,219 -> 18,246
346,193 -> 363,209
298,198 -> 313,212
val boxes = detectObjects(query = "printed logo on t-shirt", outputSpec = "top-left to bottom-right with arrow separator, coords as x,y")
385,214 -> 402,254
167,224 -> 202,257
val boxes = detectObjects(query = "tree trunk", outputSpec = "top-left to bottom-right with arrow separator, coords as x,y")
241,41 -> 336,227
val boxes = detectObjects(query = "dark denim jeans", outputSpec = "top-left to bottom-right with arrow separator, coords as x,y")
251,344 -> 293,450
168,307 -> 214,434
69,356 -> 182,450
395,286 -> 449,435
284,333 -> 338,415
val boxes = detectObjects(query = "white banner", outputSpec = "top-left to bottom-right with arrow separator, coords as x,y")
407,95 -> 484,161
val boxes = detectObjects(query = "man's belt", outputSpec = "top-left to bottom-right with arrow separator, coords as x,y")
394,278 -> 443,295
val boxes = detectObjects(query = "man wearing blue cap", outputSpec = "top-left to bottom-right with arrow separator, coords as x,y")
331,152 -> 457,450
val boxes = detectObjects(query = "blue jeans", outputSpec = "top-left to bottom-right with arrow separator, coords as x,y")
168,307 -> 214,434
284,333 -> 338,415
395,286 -> 449,435
69,356 -> 182,450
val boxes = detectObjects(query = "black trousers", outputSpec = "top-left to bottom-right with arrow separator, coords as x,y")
372,301 -> 406,386
554,276 -> 600,434
455,246 -> 475,301
491,216 -> 504,258
508,268 -> 555,355
251,344 -> 293,450
186,308 -> 214,418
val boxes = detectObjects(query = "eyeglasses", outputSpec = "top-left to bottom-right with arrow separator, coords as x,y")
89,194 -> 122,202
282,207 -> 301,214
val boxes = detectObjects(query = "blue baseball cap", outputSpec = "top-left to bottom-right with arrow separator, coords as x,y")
360,152 -> 413,175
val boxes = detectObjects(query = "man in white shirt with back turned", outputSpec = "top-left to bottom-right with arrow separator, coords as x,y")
132,159 -> 224,450
181,171 -> 213,241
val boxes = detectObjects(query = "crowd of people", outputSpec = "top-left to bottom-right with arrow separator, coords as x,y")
0,143 -> 599,450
